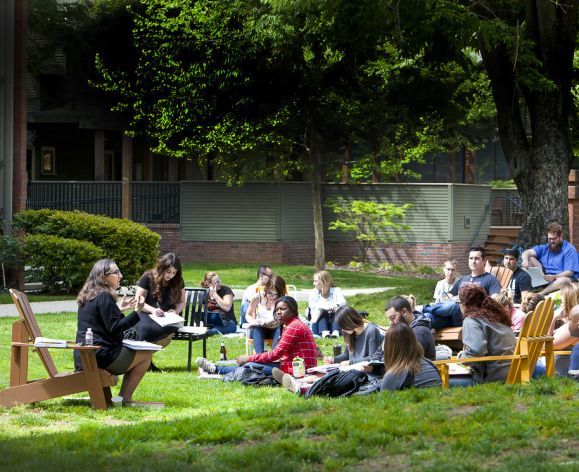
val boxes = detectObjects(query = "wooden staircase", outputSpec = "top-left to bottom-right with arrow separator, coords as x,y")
485,226 -> 520,265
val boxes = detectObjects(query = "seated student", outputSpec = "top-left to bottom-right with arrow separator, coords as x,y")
502,248 -> 532,304
196,296 -> 317,377
423,246 -> 501,330
384,296 -> 436,361
449,284 -> 517,387
522,222 -> 579,296
200,271 -> 237,336
492,289 -> 526,336
520,292 -> 545,314
552,305 -> 579,376
548,284 -> 579,375
380,323 -> 442,391
74,259 -> 153,404
245,275 -> 287,353
308,270 -> 347,338
433,260 -> 459,303
324,306 -> 383,366
134,253 -> 185,371
240,265 -> 273,326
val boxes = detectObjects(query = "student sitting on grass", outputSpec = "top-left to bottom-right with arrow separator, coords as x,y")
322,306 -> 383,366
380,323 -> 442,391
449,284 -> 517,387
308,270 -> 347,338
197,296 -> 317,377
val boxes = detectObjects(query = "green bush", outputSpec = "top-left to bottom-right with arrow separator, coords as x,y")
14,209 -> 160,287
21,234 -> 105,292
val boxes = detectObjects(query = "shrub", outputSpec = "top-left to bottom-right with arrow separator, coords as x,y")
21,234 -> 105,292
14,210 -> 160,286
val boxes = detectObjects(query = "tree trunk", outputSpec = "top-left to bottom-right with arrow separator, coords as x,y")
478,0 -> 578,247
310,128 -> 325,271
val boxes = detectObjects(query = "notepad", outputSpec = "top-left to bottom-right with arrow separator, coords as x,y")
524,267 -> 549,288
149,312 -> 184,328
34,337 -> 67,348
122,340 -> 163,351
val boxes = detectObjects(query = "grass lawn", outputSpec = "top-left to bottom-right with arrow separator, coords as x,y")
0,266 -> 577,470
0,310 -> 577,470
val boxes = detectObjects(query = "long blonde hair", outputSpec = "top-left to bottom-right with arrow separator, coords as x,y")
314,270 -> 335,297
561,282 -> 579,319
76,259 -> 118,306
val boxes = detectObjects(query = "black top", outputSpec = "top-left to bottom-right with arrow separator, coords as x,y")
137,272 -> 177,311
207,285 -> 236,324
509,268 -> 533,304
74,291 -> 140,371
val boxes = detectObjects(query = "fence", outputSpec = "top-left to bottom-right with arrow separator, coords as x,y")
27,181 -> 179,223
490,189 -> 522,226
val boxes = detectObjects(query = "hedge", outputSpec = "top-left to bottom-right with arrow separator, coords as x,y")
22,234 -> 105,292
14,210 -> 160,289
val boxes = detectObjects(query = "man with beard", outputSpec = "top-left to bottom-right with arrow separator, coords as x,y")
522,222 -> 579,295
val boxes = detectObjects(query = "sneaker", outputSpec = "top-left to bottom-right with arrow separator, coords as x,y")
272,367 -> 285,385
331,330 -> 340,339
196,357 -> 217,374
282,373 -> 301,395
321,330 -> 331,339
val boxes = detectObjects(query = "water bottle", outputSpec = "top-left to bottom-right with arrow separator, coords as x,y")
220,342 -> 227,361
333,343 -> 342,357
85,328 -> 93,346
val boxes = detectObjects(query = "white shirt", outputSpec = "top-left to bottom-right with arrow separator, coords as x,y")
242,282 -> 261,304
308,287 -> 347,323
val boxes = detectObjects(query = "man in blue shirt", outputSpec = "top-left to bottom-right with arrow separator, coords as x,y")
522,222 -> 579,295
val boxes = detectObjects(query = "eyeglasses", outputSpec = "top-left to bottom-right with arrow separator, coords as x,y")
265,291 -> 278,298
106,269 -> 120,276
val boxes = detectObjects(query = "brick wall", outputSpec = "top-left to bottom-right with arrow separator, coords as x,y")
148,224 -> 472,271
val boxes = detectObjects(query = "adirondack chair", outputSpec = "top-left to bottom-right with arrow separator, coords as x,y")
434,297 -> 555,388
489,265 -> 513,289
0,289 -> 117,409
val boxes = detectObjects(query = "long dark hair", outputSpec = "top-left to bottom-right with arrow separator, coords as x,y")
150,252 -> 184,304
459,284 -> 511,327
334,306 -> 366,353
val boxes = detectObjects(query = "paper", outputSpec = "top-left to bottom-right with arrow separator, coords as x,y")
149,312 -> 184,328
307,363 -> 340,374
448,363 -> 471,375
34,337 -> 67,348
524,267 -> 549,288
122,340 -> 163,351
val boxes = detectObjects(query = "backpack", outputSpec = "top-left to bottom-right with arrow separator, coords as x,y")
304,369 -> 368,398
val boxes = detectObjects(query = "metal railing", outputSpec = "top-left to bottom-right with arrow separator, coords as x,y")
27,181 -> 122,218
26,181 -> 180,223
131,182 -> 179,224
490,189 -> 522,226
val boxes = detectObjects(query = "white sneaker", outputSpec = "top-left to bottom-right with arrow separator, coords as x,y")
331,330 -> 340,339
322,330 -> 331,339
282,373 -> 301,394
196,357 -> 217,374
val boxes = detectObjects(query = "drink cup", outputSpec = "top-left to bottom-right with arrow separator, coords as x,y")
111,395 -> 123,408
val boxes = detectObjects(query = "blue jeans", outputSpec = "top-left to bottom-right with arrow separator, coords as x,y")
239,301 -> 249,326
569,344 -> 579,371
448,375 -> 476,387
207,320 -> 237,336
422,301 -> 463,330
311,313 -> 340,335
217,361 -> 280,376
250,326 -> 280,353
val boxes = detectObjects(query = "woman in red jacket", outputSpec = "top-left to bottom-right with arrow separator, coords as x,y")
197,296 -> 318,376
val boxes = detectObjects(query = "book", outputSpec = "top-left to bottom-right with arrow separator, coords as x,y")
149,312 -> 184,328
34,337 -> 67,348
524,267 -> 549,288
307,363 -> 340,374
122,340 -> 163,351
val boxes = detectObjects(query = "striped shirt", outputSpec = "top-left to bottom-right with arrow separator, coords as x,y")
248,317 -> 318,374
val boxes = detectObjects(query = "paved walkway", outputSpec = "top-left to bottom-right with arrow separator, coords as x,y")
0,287 -> 393,317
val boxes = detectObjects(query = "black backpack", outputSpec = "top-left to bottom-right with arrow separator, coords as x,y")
304,369 -> 368,398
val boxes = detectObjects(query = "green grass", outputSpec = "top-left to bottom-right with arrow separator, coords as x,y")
0,311 -> 577,470
1,266 -> 576,469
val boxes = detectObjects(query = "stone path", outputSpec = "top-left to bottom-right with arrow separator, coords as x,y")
0,287 -> 393,317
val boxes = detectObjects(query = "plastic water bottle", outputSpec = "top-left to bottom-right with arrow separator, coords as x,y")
85,328 -> 93,346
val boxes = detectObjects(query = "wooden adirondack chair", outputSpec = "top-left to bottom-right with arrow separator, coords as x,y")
0,289 -> 117,409
434,297 -> 555,388
489,265 -> 514,289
